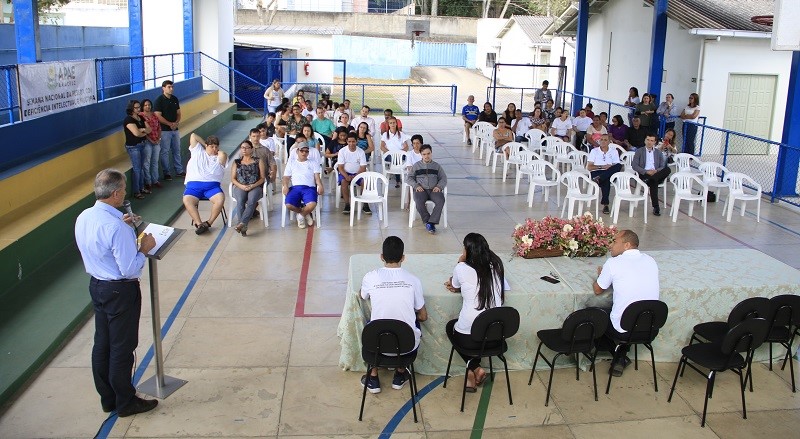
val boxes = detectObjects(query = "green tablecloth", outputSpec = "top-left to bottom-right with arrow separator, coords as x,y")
337,249 -> 800,375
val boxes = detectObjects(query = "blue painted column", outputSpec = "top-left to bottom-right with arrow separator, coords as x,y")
13,0 -> 40,63
775,51 -> 800,197
129,0 -> 144,92
572,0 -> 589,113
183,0 -> 194,79
647,0 -> 667,100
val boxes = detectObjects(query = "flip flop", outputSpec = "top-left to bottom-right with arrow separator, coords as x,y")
464,385 -> 477,393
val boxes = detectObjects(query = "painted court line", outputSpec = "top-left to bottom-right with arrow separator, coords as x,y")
379,376 -> 446,438
95,227 -> 228,439
294,225 -> 342,318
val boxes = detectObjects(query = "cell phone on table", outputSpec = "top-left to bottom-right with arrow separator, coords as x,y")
540,275 -> 560,284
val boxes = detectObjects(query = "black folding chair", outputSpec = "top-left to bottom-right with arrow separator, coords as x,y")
765,294 -> 800,392
668,318 -> 769,427
528,308 -> 609,406
358,319 -> 419,422
687,297 -> 769,391
444,306 -> 520,412
606,300 -> 669,394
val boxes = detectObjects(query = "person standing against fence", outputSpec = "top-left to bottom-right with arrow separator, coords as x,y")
264,79 -> 284,114
679,93 -> 701,155
139,99 -> 161,190
122,100 -> 150,199
154,80 -> 184,181
535,80 -> 553,107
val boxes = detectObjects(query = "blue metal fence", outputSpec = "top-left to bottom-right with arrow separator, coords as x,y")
0,64 -> 20,126
286,82 -> 457,115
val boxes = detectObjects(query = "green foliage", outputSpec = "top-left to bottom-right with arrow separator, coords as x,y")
5,0 -> 71,18
432,0 -> 572,18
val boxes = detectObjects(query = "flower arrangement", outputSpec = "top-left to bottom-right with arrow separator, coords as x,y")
512,213 -> 617,258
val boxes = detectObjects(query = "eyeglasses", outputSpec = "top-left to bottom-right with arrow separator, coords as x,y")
242,146 -> 253,149
298,149 -> 310,153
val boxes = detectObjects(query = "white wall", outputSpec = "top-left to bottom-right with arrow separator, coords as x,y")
475,18 -> 507,77
233,34 -> 335,84
496,24 -> 539,88
196,0 -> 235,102
701,37 -> 792,141
581,0 -> 699,106
142,0 -> 184,56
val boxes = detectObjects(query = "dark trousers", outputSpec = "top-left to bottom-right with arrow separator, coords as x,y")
683,123 -> 698,155
600,307 -> 630,359
638,167 -> 671,209
413,188 -> 445,225
590,163 -> 623,205
89,277 -> 141,411
446,319 -> 482,370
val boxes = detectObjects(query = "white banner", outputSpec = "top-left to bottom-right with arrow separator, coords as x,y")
18,60 -> 97,121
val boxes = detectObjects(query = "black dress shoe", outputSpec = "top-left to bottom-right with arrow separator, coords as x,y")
117,396 -> 158,417
653,208 -> 661,216
102,404 -> 115,413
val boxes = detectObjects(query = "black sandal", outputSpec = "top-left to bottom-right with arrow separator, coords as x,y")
195,221 -> 210,235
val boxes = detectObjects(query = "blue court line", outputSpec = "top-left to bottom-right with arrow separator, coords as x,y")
379,375 -> 446,438
95,227 -> 227,439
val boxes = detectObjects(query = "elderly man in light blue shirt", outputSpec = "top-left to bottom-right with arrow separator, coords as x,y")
74,169 -> 159,417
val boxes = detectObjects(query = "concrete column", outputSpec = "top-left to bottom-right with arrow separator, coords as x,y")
647,0 -> 667,100
776,51 -> 800,197
193,0 -> 234,102
183,0 -> 194,79
13,0 -> 40,63
572,0 -> 589,112
129,0 -> 144,91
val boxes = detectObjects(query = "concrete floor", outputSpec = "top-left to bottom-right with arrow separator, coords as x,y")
1,116 -> 798,438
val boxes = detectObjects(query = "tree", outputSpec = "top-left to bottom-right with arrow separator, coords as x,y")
432,0 -> 571,18
5,0 -> 72,22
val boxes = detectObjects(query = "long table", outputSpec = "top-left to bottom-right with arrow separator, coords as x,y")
337,249 -> 800,375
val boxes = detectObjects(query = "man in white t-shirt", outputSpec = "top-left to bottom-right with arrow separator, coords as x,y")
282,143 -> 323,228
183,133 -> 228,235
511,109 -> 532,142
338,132 -> 369,215
351,105 -> 377,136
593,230 -> 660,377
359,236 -> 428,393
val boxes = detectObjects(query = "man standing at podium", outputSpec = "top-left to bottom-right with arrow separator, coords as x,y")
75,169 -> 159,417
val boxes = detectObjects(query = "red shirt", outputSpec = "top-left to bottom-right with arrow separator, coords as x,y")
140,112 -> 161,143
380,118 -> 403,134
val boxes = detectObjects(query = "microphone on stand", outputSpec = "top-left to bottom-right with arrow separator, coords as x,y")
122,200 -> 141,233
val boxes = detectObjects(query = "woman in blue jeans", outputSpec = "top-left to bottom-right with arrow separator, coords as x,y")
123,100 -> 151,199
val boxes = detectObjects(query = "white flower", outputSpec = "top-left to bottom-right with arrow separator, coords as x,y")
583,211 -> 593,218
522,236 -> 533,245
596,217 -> 604,223
515,223 -> 523,230
563,224 -> 574,233
568,239 -> 579,250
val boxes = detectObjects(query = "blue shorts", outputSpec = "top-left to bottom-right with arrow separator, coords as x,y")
338,172 -> 364,185
184,181 -> 223,200
285,185 -> 318,207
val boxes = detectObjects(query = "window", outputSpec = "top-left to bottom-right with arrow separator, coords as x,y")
486,52 -> 496,68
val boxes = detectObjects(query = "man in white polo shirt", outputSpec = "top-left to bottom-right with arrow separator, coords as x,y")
282,143 -> 323,228
593,230 -> 660,377
359,236 -> 428,393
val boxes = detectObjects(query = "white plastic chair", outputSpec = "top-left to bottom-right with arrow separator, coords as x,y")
350,171 -> 389,228
722,172 -> 762,223
228,182 -> 271,228
471,122 -> 494,157
514,150 -> 544,194
280,190 -> 321,228
382,150 -> 409,207
272,134 -> 288,180
552,140 -> 577,174
313,132 -> 327,164
669,172 -> 708,223
524,128 -> 547,153
609,172 -> 648,224
612,143 -> 627,158
698,161 -> 730,203
560,171 -> 600,218
525,160 -> 562,208
498,142 -> 528,179
540,136 -> 563,162
620,151 -> 636,174
407,185 -> 448,228
673,153 -> 703,175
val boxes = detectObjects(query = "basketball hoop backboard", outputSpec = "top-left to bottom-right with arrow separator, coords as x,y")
406,19 -> 430,48
772,0 -> 800,51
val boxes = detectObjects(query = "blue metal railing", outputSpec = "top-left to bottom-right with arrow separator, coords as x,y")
283,82 -> 457,115
0,64 -> 20,126
95,52 -> 198,101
